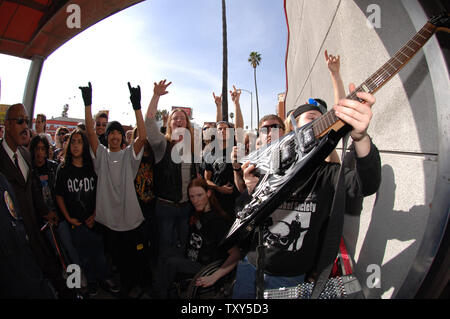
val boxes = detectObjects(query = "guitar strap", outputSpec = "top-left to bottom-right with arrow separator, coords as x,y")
311,134 -> 350,299
255,226 -> 265,299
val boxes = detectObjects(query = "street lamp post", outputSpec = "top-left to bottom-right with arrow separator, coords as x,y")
239,88 -> 253,130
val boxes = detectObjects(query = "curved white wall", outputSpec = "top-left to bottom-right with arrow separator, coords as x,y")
285,0 -> 449,298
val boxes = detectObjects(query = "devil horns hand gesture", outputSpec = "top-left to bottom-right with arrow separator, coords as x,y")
128,82 -> 142,110
79,82 -> 92,107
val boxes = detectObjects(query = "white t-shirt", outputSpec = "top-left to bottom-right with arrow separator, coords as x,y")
91,142 -> 144,231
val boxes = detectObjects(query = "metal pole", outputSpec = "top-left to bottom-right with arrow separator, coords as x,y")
23,56 -> 44,123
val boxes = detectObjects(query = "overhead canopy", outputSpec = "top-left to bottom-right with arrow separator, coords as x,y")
0,0 -> 144,60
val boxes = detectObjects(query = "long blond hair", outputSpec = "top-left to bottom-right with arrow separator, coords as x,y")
165,108 -> 195,154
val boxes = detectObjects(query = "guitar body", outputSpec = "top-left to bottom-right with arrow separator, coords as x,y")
221,122 -> 352,250
263,274 -> 364,299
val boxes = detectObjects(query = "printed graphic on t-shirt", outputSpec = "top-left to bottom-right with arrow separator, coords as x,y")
39,175 -> 55,211
135,161 -> 154,203
66,177 -> 96,193
187,232 -> 203,262
263,194 -> 316,251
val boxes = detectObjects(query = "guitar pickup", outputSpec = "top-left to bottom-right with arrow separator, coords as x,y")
271,139 -> 296,175
299,125 -> 316,153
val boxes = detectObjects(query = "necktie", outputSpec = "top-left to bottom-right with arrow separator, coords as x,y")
13,153 -> 19,169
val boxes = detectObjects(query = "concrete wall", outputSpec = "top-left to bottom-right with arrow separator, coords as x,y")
285,0 -> 449,298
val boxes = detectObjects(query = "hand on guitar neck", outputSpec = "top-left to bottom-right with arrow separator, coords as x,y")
333,83 -> 375,158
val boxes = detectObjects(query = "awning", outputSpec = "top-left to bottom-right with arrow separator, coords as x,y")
0,0 -> 144,60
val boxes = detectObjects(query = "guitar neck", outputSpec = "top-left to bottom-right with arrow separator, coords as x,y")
313,22 -> 437,139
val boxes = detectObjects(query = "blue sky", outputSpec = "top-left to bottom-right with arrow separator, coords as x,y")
0,0 -> 287,129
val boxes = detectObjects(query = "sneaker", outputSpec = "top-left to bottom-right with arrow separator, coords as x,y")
100,279 -> 120,294
87,282 -> 99,297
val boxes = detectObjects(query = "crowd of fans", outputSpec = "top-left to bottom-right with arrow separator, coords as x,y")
0,50 -> 381,299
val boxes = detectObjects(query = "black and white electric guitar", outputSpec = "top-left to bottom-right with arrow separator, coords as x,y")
221,13 -> 449,250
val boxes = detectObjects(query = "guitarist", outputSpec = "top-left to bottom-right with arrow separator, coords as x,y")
197,85 -> 381,298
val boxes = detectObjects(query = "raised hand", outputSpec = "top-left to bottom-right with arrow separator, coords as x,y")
153,79 -> 172,96
78,82 -> 92,107
325,49 -> 340,74
128,82 -> 141,110
230,85 -> 241,103
212,92 -> 222,107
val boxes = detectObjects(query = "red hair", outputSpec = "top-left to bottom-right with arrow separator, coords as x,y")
188,177 -> 230,221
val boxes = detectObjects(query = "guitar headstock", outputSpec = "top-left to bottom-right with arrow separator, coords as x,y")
429,12 -> 450,33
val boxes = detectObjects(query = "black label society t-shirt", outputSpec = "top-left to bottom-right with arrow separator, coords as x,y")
246,171 -> 334,276
245,142 -> 381,276
55,164 -> 97,223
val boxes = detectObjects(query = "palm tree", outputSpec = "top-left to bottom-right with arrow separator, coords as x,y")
248,51 -> 261,126
221,0 -> 228,121
61,103 -> 69,118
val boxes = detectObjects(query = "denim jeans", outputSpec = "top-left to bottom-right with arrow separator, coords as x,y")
70,224 -> 108,283
44,220 -> 80,266
232,257 -> 305,299
153,201 -> 191,295
155,201 -> 191,259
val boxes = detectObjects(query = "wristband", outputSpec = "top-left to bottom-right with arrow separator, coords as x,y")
233,166 -> 242,172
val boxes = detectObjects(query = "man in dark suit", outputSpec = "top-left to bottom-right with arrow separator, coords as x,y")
0,103 -> 72,298
0,171 -> 56,298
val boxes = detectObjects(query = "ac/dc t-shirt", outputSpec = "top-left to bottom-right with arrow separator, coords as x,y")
54,163 -> 97,223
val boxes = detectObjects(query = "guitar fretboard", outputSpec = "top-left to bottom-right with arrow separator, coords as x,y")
312,22 -> 437,139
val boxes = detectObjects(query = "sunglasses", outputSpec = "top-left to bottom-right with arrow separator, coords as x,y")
8,117 -> 30,125
259,123 -> 283,133
96,122 -> 107,127
58,131 -> 69,136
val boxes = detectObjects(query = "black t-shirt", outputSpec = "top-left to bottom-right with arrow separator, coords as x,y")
204,147 -> 240,216
243,141 -> 381,276
186,210 -> 231,266
54,163 -> 97,223
33,160 -> 60,218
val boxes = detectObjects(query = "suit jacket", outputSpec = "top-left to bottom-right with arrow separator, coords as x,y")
0,139 -> 51,266
0,172 -> 55,298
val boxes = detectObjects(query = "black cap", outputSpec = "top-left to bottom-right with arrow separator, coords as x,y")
291,102 -> 326,119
